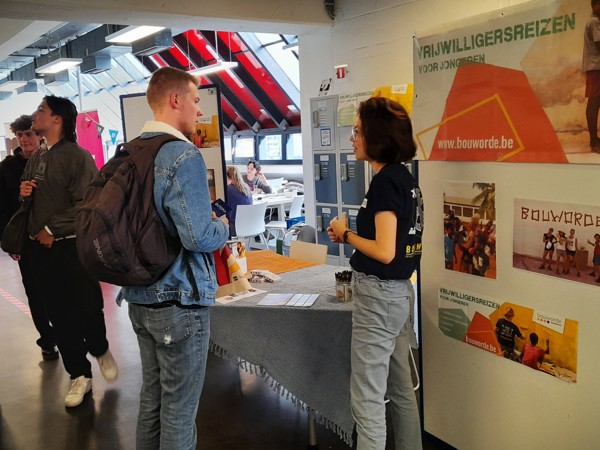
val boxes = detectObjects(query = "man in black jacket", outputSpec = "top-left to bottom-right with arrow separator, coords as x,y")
0,115 -> 57,361
23,97 -> 117,408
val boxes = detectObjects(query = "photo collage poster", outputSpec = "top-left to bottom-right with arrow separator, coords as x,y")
440,181 -> 583,382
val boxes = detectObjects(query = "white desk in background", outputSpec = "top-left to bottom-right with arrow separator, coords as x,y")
252,193 -> 294,220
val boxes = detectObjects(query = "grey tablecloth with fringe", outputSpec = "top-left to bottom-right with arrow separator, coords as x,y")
209,264 -> 354,446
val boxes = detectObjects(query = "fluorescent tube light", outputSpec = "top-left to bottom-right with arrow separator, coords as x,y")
35,58 -> 83,75
0,80 -> 28,92
189,61 -> 238,77
106,26 -> 165,44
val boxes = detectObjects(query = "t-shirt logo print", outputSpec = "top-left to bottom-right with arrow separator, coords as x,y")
409,187 -> 424,236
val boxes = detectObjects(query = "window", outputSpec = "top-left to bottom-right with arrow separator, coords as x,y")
258,135 -> 282,161
223,135 -> 233,163
234,136 -> 255,160
254,33 -> 299,90
231,129 -> 303,164
286,132 -> 302,160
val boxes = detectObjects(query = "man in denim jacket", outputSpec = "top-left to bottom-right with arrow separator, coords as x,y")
117,67 -> 229,449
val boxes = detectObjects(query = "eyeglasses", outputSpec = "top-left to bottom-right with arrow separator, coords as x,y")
351,127 -> 361,140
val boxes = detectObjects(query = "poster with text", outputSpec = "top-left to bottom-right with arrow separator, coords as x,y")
513,198 -> 600,287
337,91 -> 373,127
439,287 -> 578,382
414,0 -> 600,164
443,181 -> 496,278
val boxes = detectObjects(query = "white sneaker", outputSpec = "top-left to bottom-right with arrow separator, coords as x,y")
64,376 -> 92,407
96,349 -> 118,382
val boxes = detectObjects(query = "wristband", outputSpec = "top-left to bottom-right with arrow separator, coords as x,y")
343,229 -> 353,244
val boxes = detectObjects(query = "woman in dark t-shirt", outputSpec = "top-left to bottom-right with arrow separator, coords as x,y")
328,97 -> 424,450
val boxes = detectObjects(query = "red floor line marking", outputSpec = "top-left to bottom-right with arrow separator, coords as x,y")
0,288 -> 32,317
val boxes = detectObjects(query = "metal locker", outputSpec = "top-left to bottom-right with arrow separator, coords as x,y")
340,152 -> 366,206
310,96 -> 337,151
315,205 -> 340,256
342,207 -> 360,259
314,153 -> 337,204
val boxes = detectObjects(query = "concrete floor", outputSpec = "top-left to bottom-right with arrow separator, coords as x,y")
0,251 -> 453,450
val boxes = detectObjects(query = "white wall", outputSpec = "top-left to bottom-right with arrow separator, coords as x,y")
420,162 -> 598,449
298,0 -> 600,448
0,92 -> 43,132
298,25 -> 335,226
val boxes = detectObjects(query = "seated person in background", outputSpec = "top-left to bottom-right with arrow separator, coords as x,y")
226,166 -> 252,236
521,333 -> 550,370
243,159 -> 272,194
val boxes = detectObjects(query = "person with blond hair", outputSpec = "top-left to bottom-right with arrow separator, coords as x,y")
226,165 -> 252,236
554,230 -> 568,275
118,67 -> 229,449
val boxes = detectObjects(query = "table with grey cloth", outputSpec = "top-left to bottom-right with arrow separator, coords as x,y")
209,264 -> 354,446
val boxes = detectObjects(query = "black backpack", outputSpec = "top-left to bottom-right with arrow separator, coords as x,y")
75,134 -> 182,286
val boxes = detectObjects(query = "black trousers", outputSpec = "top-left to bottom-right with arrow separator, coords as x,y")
18,254 -> 55,349
25,238 -> 109,379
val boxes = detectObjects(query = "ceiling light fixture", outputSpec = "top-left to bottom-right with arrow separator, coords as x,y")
105,26 -> 165,44
131,29 -> 172,56
189,61 -> 238,77
35,58 -> 83,75
0,80 -> 28,92
43,70 -> 71,86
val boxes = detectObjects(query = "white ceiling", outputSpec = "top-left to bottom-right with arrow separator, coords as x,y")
0,0 -> 329,79
0,0 -> 325,138
0,0 -> 330,59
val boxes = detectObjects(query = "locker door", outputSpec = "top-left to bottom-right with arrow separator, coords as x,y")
342,207 -> 360,259
340,152 -> 366,206
314,153 -> 337,204
315,205 -> 340,257
311,97 -> 337,151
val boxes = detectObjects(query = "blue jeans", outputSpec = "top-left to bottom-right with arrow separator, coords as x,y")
128,303 -> 210,450
350,272 -> 422,450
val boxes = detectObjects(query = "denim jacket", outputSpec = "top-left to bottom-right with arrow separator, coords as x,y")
117,122 -> 229,306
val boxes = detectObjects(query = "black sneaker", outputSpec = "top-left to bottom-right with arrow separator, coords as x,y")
42,347 -> 59,361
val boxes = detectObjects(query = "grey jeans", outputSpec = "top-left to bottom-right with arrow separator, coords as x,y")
350,271 -> 422,450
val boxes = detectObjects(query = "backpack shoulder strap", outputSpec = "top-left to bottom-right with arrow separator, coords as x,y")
123,134 -> 183,159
